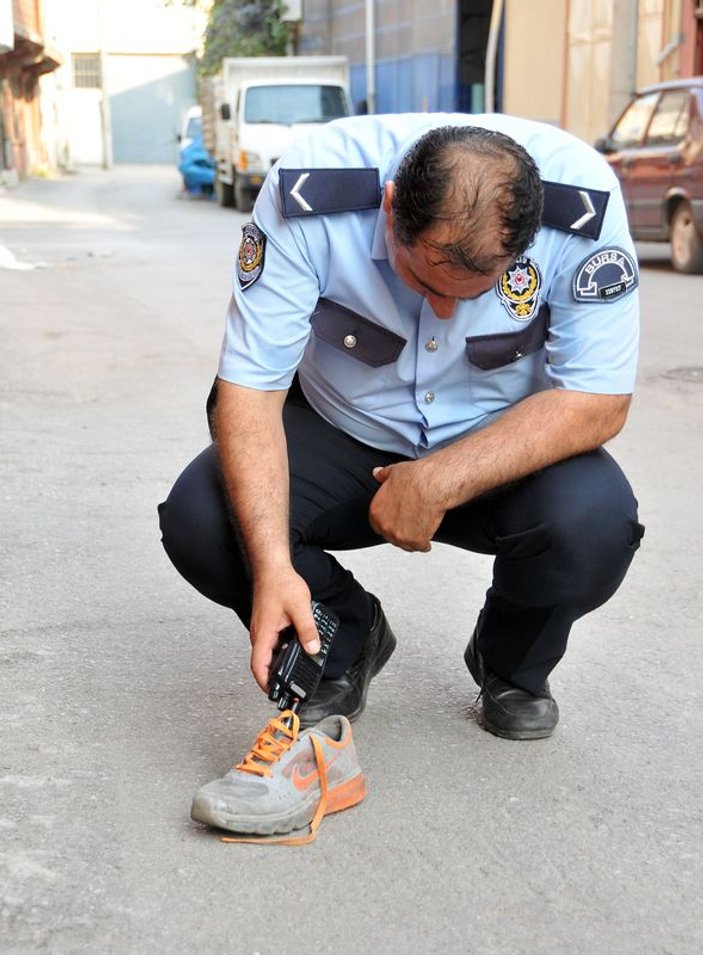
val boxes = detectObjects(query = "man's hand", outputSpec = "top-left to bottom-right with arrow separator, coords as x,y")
369,462 -> 446,552
249,568 -> 320,693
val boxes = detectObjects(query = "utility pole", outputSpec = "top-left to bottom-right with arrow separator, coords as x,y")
366,0 -> 376,114
96,0 -> 112,169
281,0 -> 301,56
484,0 -> 504,112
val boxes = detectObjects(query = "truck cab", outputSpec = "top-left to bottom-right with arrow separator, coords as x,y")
212,57 -> 353,213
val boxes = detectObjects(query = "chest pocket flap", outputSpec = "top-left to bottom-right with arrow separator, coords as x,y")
311,298 -> 407,368
466,306 -> 550,371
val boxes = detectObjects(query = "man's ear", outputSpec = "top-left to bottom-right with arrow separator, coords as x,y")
382,180 -> 395,216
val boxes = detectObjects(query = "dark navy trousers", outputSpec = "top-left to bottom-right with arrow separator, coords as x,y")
158,389 -> 644,694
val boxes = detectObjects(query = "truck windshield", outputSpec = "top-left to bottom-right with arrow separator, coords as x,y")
244,85 -> 349,124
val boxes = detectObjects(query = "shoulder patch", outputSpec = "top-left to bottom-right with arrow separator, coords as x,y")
572,247 -> 638,303
237,222 -> 266,290
279,168 -> 381,218
496,258 -> 542,320
541,181 -> 610,240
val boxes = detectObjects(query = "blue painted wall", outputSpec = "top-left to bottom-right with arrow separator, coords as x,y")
350,53 -> 457,114
109,58 -> 197,164
301,0 -> 464,115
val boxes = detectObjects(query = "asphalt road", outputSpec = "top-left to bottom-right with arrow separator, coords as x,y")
1,166 -> 701,955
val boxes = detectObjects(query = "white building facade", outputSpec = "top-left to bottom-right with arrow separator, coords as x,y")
41,0 -> 207,167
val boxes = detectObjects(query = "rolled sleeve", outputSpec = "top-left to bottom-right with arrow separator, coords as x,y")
217,172 -> 321,390
544,186 -> 640,395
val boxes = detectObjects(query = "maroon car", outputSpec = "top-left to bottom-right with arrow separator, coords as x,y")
595,77 -> 703,273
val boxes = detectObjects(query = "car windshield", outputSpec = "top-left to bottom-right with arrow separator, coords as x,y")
185,116 -> 202,140
610,92 -> 659,148
244,85 -> 348,124
645,90 -> 689,146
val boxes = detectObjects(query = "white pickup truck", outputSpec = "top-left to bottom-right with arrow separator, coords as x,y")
210,55 -> 354,212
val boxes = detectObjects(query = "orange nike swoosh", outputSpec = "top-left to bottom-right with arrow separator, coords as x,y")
291,750 -> 341,792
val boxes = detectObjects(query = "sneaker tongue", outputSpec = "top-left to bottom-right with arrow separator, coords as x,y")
236,710 -> 300,776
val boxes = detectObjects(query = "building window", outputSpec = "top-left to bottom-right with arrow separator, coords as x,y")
72,54 -> 101,89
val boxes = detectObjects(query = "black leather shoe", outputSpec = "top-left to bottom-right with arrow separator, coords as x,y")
464,629 -> 559,740
298,597 -> 397,728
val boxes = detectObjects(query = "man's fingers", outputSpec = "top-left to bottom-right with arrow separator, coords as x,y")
250,640 -> 274,692
292,609 -> 320,655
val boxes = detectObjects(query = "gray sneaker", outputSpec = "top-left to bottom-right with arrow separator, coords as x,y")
191,709 -> 367,843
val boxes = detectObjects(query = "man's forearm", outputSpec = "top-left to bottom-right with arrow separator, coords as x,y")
369,388 -> 632,553
214,379 -> 291,577
213,380 -> 322,687
421,389 -> 632,509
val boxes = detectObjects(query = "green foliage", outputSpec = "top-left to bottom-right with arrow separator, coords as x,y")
199,1 -> 289,74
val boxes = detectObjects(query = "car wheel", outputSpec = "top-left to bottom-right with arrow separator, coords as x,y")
216,177 -> 235,208
234,178 -> 255,214
670,201 -> 703,274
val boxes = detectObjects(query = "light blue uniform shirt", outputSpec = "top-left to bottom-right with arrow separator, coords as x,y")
218,113 -> 639,458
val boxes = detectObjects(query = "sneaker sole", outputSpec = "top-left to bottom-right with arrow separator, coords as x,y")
190,771 -> 367,835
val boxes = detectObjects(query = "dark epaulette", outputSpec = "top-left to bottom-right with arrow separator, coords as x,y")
279,168 -> 609,241
541,180 -> 609,240
279,169 -> 381,218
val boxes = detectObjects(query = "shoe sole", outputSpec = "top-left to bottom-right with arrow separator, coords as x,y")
478,720 -> 556,741
191,771 -> 367,835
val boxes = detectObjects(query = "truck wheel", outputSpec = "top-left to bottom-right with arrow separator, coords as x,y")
670,201 -> 703,274
234,179 -> 255,214
216,177 -> 235,208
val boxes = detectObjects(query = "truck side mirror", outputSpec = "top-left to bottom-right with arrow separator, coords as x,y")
220,103 -> 231,121
594,135 -> 613,154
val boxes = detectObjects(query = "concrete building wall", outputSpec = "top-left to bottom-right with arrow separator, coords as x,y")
564,0 -> 614,145
503,0 -> 693,147
40,0 -> 205,166
502,0 -> 566,127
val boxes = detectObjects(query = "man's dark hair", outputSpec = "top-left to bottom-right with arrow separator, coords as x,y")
391,125 -> 544,274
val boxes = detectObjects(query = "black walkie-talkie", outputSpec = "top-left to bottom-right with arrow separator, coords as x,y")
268,602 -> 339,712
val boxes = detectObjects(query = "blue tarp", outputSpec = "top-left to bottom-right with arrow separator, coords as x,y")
178,134 -> 215,195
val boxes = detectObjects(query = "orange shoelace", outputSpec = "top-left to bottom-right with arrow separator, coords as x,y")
221,709 -> 329,847
235,710 -> 300,778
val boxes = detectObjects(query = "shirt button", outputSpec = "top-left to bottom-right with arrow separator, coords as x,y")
343,334 -> 357,349
424,391 -> 435,404
425,337 -> 439,352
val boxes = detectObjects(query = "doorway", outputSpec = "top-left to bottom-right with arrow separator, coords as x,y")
457,0 -> 494,112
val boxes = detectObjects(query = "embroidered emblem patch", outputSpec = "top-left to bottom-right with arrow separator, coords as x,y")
496,258 -> 542,321
237,222 -> 266,290
573,247 -> 638,303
